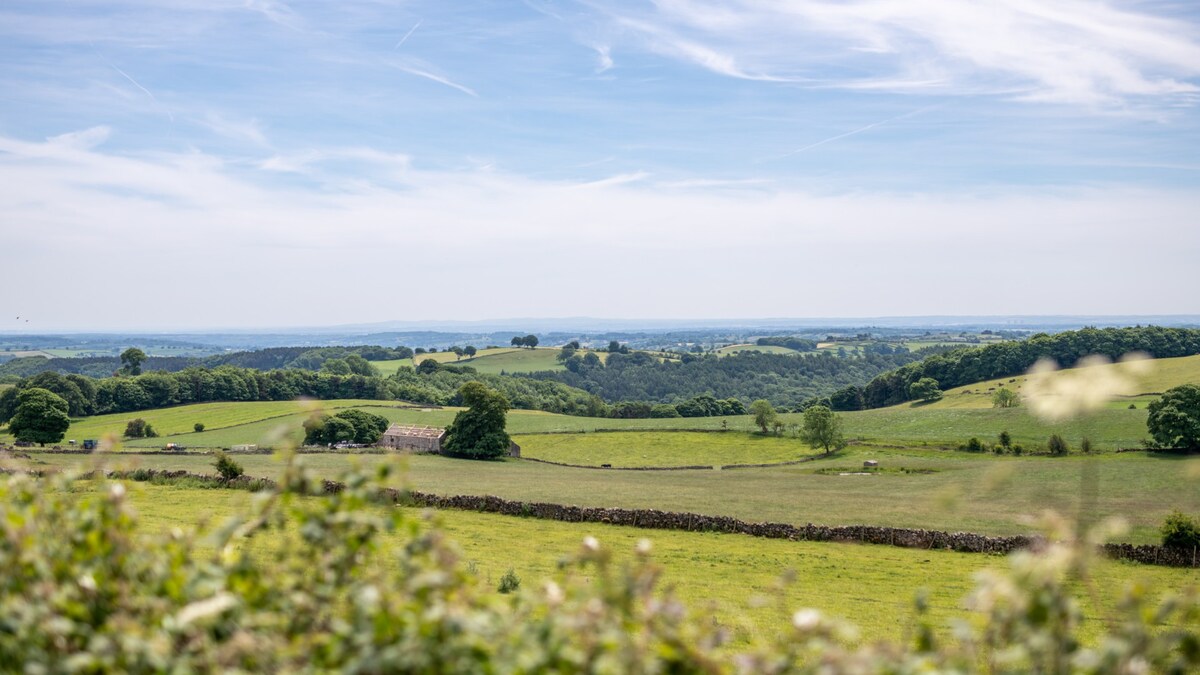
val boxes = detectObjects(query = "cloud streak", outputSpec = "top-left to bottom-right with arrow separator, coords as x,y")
599,0 -> 1200,108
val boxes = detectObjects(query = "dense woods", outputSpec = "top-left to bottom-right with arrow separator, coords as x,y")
532,349 -> 923,410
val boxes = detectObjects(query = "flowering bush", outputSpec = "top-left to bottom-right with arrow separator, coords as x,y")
1,458 -> 1197,673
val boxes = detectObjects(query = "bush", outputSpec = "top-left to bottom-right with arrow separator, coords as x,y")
497,568 -> 521,594
1080,437 -> 1093,454
1047,434 -> 1069,456
1161,511 -> 1200,550
998,430 -> 1012,448
214,451 -> 244,480
961,437 -> 985,453
1147,384 -> 1200,450
124,418 -> 156,438
194,422 -> 205,433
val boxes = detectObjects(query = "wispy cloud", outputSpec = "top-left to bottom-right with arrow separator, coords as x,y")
394,20 -> 421,49
774,105 -> 941,160
592,44 -> 613,73
388,60 -> 478,97
597,0 -> 1200,108
107,63 -> 174,121
198,112 -> 269,147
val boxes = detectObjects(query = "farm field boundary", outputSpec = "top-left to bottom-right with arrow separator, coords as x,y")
18,468 -> 1198,568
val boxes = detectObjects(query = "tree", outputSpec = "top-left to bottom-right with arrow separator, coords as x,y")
511,336 -> 524,348
800,405 -> 846,455
194,422 -> 205,433
523,335 -> 539,349
908,377 -> 942,403
1161,511 -> 1200,550
7,388 -> 70,446
992,388 -> 1019,408
1047,434 -> 1069,456
415,358 -> 441,375
998,430 -> 1012,449
120,348 -> 148,376
214,451 -> 244,480
333,408 -> 390,444
556,346 -> 577,362
124,418 -> 156,438
1147,384 -> 1200,450
321,358 -> 352,375
442,381 -> 511,459
463,345 -> 477,358
830,386 -> 865,411
749,399 -> 777,434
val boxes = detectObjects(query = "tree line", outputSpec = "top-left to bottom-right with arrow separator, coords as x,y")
0,345 -> 416,380
856,326 -> 1200,409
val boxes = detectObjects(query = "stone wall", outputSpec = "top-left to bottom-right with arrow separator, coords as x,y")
11,468 -> 1197,568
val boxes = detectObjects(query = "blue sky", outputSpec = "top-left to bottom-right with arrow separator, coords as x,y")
2,0 -> 1199,330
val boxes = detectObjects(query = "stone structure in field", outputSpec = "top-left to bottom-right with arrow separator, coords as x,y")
378,424 -> 446,453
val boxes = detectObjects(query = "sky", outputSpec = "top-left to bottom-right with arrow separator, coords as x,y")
1,0 -> 1199,331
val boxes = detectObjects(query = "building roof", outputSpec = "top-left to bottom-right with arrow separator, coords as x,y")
383,424 -> 446,439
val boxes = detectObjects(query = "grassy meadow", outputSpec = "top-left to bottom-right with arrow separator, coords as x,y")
112,481 -> 1199,644
517,431 -> 816,467
714,344 -> 801,356
372,347 -> 608,376
23,448 -> 1200,545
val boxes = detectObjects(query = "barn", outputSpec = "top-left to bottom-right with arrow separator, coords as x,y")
378,424 -> 446,452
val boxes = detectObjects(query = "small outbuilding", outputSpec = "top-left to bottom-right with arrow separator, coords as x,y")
379,424 -> 447,453
863,460 -> 879,468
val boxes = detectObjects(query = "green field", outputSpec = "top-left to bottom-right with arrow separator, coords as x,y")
26,448 -> 1200,545
111,481 -> 1200,643
372,347 -> 607,376
915,354 -> 1200,411
715,344 -> 800,356
518,431 -> 815,467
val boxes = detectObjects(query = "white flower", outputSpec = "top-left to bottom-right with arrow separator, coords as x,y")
544,581 -> 564,605
110,483 -> 125,498
792,609 -> 821,631
635,538 -> 653,555
1022,352 -> 1150,422
582,536 -> 599,552
175,592 -> 237,627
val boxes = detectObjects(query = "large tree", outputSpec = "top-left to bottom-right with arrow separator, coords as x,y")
1147,384 -> 1200,450
442,381 -> 511,459
800,405 -> 846,455
7,387 -> 71,446
120,348 -> 148,376
749,399 -> 777,434
908,377 -> 943,403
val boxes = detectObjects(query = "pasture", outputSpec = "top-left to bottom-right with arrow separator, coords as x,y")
913,353 -> 1200,411
373,347 -> 606,375
517,431 -> 815,467
714,344 -> 800,356
25,448 -> 1200,545
109,481 -> 1200,643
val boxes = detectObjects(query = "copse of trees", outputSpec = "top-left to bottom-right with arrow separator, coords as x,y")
510,335 -> 539,349
862,326 -> 1200,408
303,409 -> 390,446
755,336 -> 818,351
1146,384 -> 1200,450
5,387 -> 70,446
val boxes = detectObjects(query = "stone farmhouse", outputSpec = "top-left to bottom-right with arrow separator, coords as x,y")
376,423 -> 521,457
378,424 -> 446,452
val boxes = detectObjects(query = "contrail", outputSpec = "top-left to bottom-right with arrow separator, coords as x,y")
394,21 -> 421,49
777,104 -> 941,159
109,64 -> 174,121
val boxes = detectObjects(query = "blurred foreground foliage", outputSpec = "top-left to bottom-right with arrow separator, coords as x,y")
1,459 -> 1197,674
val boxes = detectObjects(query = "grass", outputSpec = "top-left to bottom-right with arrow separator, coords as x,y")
714,344 -> 800,356
517,431 -> 816,467
111,481 -> 1200,644
27,448 -> 1200,545
911,354 -> 1200,411
372,347 -> 607,376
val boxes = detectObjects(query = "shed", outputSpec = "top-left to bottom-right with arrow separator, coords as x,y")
379,424 -> 446,453
863,460 -> 879,468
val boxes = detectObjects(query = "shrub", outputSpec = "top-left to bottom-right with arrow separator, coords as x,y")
194,422 -> 205,432
1047,434 -> 1069,456
497,568 -> 521,594
124,418 -> 154,438
1011,444 -> 1024,456
998,430 -> 1012,449
1161,511 -> 1200,550
961,437 -> 985,453
214,451 -> 244,480
1080,437 -> 1093,454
